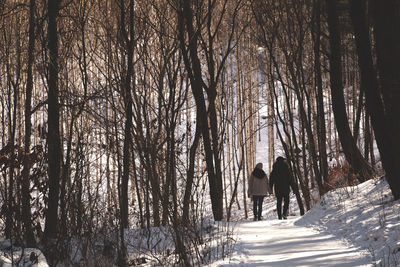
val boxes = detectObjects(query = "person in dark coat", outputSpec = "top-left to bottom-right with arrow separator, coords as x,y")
248,163 -> 269,221
269,157 -> 294,220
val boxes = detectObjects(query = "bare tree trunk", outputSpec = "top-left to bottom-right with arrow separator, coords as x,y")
229,57 -> 241,209
236,43 -> 248,219
178,0 -> 224,220
225,78 -> 233,210
326,0 -> 373,182
119,0 -> 135,230
364,113 -> 371,161
370,0 -> 400,199
132,148 -> 144,228
60,6 -> 89,237
44,0 -> 61,242
182,114 -> 201,223
21,0 -> 36,247
353,85 -> 364,142
312,0 -> 328,184
5,69 -> 18,241
300,114 -> 311,210
116,1 -> 136,264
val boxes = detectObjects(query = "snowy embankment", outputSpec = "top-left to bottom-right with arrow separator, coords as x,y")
297,178 -> 400,266
213,178 -> 400,266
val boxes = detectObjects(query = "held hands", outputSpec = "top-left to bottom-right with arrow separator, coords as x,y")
247,190 -> 252,200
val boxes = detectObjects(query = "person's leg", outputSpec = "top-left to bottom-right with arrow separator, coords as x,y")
282,193 -> 290,219
276,194 -> 283,219
257,196 -> 264,220
253,196 -> 258,220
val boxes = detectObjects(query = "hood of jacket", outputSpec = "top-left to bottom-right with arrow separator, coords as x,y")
252,168 -> 266,179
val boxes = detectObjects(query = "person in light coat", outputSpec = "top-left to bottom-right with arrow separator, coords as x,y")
248,163 -> 269,221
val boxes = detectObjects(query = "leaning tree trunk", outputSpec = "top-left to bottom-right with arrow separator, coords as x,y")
326,0 -> 373,182
178,0 -> 223,221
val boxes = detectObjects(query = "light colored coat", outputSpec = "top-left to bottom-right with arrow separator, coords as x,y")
248,173 -> 269,197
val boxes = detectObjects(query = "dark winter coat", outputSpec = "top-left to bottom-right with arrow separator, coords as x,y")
248,168 -> 269,197
269,158 -> 294,196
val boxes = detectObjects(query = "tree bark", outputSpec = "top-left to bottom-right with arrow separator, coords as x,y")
370,0 -> 400,199
44,0 -> 61,241
312,0 -> 329,184
178,0 -> 223,220
182,113 -> 201,223
21,0 -> 36,247
326,0 -> 373,182
119,0 -> 135,230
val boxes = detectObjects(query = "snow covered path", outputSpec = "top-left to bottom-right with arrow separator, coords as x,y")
213,218 -> 371,267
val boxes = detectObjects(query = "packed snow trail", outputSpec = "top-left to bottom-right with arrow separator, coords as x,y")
213,218 -> 371,267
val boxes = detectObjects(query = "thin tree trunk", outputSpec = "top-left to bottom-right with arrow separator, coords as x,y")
300,113 -> 311,210
5,73 -> 18,240
229,57 -> 241,208
353,84 -> 364,142
21,0 -> 36,247
312,0 -> 328,184
364,113 -> 370,161
236,42 -> 248,219
182,113 -> 201,223
120,0 -> 135,230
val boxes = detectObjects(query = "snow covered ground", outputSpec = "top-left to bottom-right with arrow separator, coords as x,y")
212,178 -> 400,267
1,178 -> 399,266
